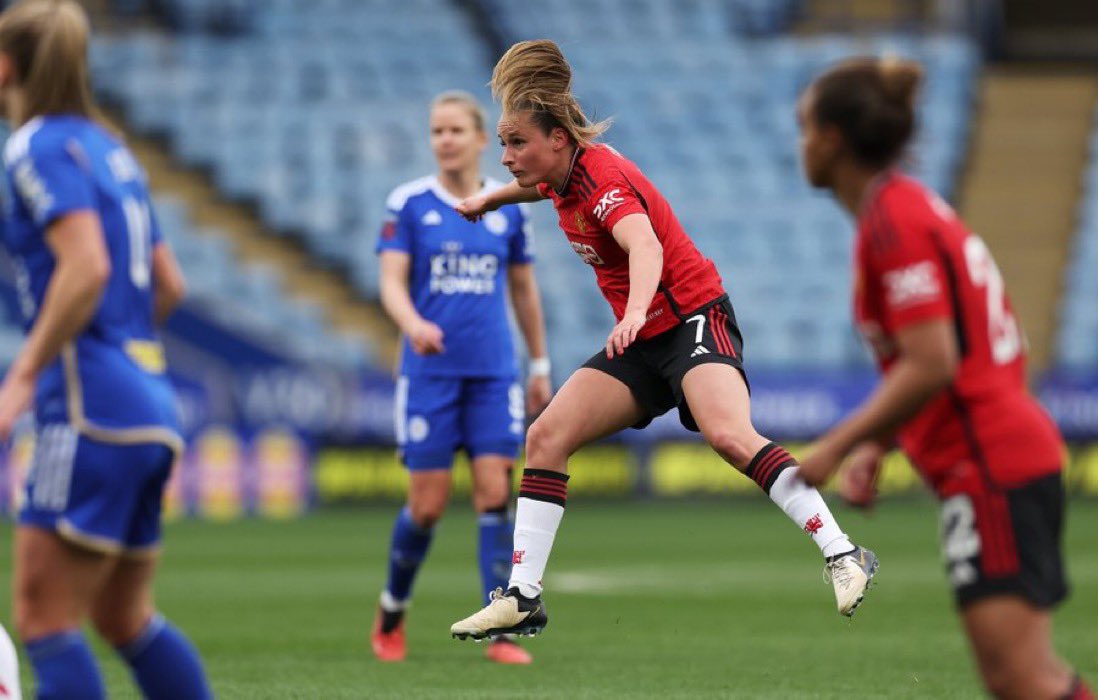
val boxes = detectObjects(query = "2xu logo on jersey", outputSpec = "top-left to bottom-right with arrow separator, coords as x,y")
429,249 -> 498,295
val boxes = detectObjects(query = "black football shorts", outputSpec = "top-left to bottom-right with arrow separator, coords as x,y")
582,295 -> 747,432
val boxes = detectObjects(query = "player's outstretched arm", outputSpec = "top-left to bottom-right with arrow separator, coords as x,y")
455,180 -> 543,222
838,441 -> 889,510
508,263 -> 553,414
378,250 -> 444,355
0,211 -> 110,439
151,241 -> 187,324
800,318 -> 958,486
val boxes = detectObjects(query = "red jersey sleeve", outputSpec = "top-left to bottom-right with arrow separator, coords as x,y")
865,194 -> 953,331
585,167 -> 648,232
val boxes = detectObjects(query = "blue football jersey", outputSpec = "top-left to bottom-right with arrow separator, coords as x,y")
1,115 -> 180,444
376,176 -> 533,378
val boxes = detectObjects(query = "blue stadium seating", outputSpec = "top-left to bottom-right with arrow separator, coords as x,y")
90,1 -> 980,380
1059,114 -> 1098,369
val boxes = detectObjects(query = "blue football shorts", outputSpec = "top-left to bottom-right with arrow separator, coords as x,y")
394,375 -> 524,470
19,423 -> 176,557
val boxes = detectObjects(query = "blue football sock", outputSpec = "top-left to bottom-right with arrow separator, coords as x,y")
384,506 -> 435,604
478,505 -> 514,605
116,614 -> 212,700
25,629 -> 105,700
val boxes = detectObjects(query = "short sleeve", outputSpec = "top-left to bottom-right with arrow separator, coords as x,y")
8,136 -> 96,229
148,201 -> 164,246
866,198 -> 952,331
375,194 -> 414,256
585,169 -> 647,232
508,203 -> 534,264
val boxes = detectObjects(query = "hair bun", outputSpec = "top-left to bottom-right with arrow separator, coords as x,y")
878,55 -> 923,107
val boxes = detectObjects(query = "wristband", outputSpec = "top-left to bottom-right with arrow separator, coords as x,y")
529,357 -> 551,377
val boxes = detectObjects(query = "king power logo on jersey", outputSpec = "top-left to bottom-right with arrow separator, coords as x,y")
883,260 -> 941,309
429,252 -> 498,294
592,188 -> 625,223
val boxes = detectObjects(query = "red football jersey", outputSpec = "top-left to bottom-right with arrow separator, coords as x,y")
853,172 -> 1063,496
536,144 -> 724,339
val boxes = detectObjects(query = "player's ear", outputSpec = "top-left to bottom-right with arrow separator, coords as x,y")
549,126 -> 570,152
819,123 -> 845,158
0,52 -> 14,90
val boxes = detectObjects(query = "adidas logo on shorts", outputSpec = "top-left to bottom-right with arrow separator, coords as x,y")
690,345 -> 710,358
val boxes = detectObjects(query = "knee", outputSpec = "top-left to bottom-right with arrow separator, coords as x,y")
407,499 -> 445,529
92,608 -> 152,648
14,574 -> 61,640
980,663 -> 1012,700
978,653 -> 1044,700
702,428 -> 760,469
473,480 -> 511,514
525,417 -> 571,467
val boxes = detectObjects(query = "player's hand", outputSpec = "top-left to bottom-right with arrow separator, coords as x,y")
605,308 -> 646,358
455,194 -> 492,222
406,318 -> 445,355
0,368 -> 34,441
838,442 -> 885,510
526,374 -> 552,416
798,436 -> 846,488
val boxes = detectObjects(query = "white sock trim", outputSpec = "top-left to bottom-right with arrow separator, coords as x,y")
379,590 -> 407,612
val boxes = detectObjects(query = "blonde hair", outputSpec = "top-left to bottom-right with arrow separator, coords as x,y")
491,39 -> 609,146
431,90 -> 488,133
0,0 -> 99,127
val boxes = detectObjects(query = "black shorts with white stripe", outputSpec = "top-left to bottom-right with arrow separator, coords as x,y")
582,295 -> 747,432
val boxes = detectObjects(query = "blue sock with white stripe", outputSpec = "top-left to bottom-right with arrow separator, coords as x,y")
26,629 -> 105,700
478,504 -> 514,605
116,614 -> 212,700
384,506 -> 434,605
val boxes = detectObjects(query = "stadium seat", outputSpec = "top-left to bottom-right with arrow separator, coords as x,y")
97,2 -> 978,376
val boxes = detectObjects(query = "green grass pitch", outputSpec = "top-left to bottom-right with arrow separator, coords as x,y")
1,498 -> 1095,698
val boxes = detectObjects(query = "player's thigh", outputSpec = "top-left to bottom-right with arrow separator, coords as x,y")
961,596 -> 1068,699
680,363 -> 768,468
527,367 -> 646,462
90,555 -> 158,646
396,375 -> 461,471
13,526 -> 116,638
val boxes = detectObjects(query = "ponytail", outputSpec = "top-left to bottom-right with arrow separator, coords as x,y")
491,39 -> 610,146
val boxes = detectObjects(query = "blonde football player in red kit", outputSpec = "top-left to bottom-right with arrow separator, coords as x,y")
796,57 -> 1093,700
448,39 -> 879,642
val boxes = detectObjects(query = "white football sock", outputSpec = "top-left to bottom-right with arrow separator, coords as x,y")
768,467 -> 853,558
508,497 -> 565,598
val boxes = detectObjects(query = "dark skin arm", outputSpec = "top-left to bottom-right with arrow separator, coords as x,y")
799,318 -> 959,490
